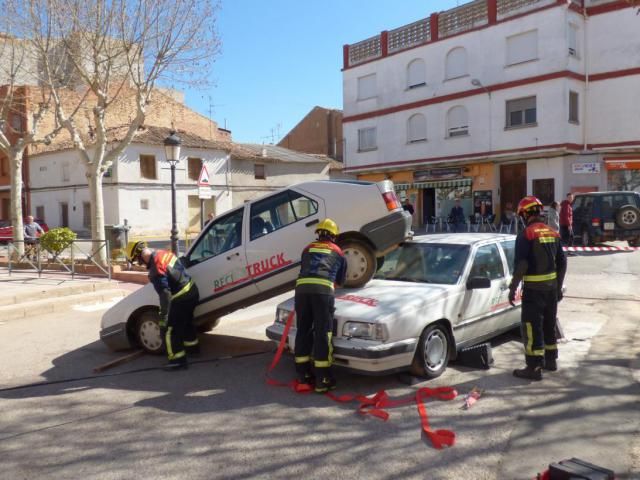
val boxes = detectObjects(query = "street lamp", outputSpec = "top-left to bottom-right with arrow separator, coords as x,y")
471,78 -> 492,154
164,130 -> 182,254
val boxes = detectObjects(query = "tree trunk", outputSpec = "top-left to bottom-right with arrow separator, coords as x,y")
87,165 -> 107,266
9,149 -> 25,256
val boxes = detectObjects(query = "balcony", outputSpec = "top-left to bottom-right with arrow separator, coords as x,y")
345,0 -> 588,68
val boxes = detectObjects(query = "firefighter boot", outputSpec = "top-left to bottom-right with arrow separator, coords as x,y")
163,357 -> 188,372
513,365 -> 543,381
315,368 -> 336,394
544,354 -> 557,372
295,362 -> 314,387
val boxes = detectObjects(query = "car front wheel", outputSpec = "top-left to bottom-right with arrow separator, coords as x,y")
410,323 -> 450,379
135,310 -> 164,354
340,239 -> 376,288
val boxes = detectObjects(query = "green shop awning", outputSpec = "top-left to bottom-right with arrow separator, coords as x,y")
394,183 -> 411,191
413,178 -> 472,189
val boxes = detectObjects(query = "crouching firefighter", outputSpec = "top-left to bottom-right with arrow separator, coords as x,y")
126,241 -> 200,371
294,219 -> 347,393
508,196 -> 567,381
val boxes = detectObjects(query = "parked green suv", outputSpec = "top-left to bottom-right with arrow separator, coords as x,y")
572,191 -> 640,247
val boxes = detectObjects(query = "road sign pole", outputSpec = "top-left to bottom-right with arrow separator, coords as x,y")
200,199 -> 205,230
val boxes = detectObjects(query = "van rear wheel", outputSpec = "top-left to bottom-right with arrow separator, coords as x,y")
339,239 -> 376,288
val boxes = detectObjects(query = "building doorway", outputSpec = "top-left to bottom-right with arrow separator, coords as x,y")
60,202 -> 69,227
500,163 -> 526,214
187,195 -> 215,233
422,188 -> 436,224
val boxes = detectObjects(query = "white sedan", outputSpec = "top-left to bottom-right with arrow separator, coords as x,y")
266,233 -> 521,378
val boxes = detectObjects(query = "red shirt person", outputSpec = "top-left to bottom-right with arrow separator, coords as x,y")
559,193 -> 574,246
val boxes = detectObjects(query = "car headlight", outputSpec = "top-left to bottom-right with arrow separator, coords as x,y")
276,308 -> 294,325
342,321 -> 388,341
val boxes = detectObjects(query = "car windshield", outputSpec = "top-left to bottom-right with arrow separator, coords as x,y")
375,243 -> 470,285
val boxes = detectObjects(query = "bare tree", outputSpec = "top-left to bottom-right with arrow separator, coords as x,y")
28,0 -> 221,264
0,4 -> 74,255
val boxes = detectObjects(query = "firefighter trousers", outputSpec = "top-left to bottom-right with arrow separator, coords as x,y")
520,288 -> 558,368
165,284 -> 200,363
293,291 -> 335,380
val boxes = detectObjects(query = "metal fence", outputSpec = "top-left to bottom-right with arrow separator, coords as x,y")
3,240 -> 111,280
421,216 -> 526,234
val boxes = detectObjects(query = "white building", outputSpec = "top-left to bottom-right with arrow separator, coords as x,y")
342,0 -> 640,225
28,127 -> 338,238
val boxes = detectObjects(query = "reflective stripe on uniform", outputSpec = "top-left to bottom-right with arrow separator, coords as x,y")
295,277 -> 334,289
314,360 -> 331,368
328,331 -> 333,366
538,237 -> 557,243
523,272 -> 557,282
525,322 -> 534,355
183,339 -> 199,347
544,344 -> 558,350
309,247 -> 332,254
172,279 -> 194,300
295,355 -> 311,364
166,326 -> 186,360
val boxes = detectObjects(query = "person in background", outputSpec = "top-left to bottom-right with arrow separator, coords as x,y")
559,193 -> 575,250
547,201 -> 560,232
24,215 -> 44,260
402,198 -> 414,216
449,199 -> 465,233
205,212 -> 215,225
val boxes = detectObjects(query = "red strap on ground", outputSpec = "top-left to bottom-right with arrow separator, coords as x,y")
265,310 -> 458,448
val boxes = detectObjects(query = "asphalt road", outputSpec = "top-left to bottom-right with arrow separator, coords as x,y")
0,247 -> 639,480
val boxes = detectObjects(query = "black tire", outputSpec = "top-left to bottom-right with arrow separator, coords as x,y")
135,310 -> 164,354
339,239 -> 376,288
616,205 -> 640,230
409,323 -> 451,379
628,238 -> 638,248
581,228 -> 592,247
197,319 -> 218,333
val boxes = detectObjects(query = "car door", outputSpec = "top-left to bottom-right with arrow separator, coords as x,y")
459,242 -> 509,343
497,238 -> 520,329
245,188 -> 325,293
184,206 -> 258,315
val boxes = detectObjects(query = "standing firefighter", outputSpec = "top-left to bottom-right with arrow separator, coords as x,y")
126,241 -> 200,371
508,196 -> 567,381
294,218 -> 347,393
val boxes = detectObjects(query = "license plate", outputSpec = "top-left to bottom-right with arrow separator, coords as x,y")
604,222 -> 615,230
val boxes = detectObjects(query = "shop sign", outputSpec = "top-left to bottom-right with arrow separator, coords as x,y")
605,159 -> 640,171
572,162 -> 601,174
414,167 -> 462,181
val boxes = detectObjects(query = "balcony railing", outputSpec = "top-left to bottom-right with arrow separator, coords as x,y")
344,0 -> 591,68
439,0 -> 489,38
388,19 -> 431,54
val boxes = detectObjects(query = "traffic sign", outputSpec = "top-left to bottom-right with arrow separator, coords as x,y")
198,186 -> 212,199
197,165 -> 210,186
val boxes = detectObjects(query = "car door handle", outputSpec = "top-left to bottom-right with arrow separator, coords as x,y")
226,252 -> 240,260
305,219 -> 319,227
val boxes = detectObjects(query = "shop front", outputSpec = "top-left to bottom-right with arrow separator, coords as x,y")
605,158 -> 640,192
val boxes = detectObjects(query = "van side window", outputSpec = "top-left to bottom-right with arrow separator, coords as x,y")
250,190 -> 318,241
470,244 -> 505,280
501,240 -> 516,275
189,209 -> 244,263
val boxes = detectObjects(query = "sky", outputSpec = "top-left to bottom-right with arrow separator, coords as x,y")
183,0 -> 466,145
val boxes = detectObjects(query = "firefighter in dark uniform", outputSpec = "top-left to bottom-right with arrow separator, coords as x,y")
126,241 -> 200,371
508,196 -> 567,381
294,219 -> 347,393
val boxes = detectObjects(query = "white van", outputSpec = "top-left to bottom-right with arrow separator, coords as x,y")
100,180 -> 412,353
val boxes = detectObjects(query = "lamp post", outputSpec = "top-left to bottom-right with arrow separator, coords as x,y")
164,130 -> 182,255
471,78 -> 492,154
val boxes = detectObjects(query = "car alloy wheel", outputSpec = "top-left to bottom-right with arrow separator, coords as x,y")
410,323 -> 450,379
339,239 -> 376,288
136,310 -> 164,354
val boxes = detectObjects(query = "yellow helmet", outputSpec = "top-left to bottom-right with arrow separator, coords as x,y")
125,240 -> 147,263
315,218 -> 339,237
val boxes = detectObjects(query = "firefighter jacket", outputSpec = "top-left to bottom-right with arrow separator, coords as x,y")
509,220 -> 567,292
296,240 -> 347,295
148,250 -> 195,317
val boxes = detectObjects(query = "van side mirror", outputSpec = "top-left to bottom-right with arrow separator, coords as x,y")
466,276 -> 491,289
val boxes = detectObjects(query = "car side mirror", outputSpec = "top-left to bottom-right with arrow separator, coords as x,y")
466,276 -> 491,290
179,255 -> 190,267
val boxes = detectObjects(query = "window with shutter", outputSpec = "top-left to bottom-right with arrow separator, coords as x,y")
407,114 -> 427,143
139,155 -> 157,179
445,47 -> 467,80
407,59 -> 426,89
569,91 -> 579,123
506,30 -> 538,66
506,96 -> 537,128
357,74 -> 376,101
447,106 -> 469,137
358,127 -> 377,151
188,157 -> 203,180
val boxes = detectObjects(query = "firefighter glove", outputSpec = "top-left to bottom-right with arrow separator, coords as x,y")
508,287 -> 517,307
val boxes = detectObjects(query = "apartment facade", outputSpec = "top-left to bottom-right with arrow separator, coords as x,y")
342,0 -> 640,226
